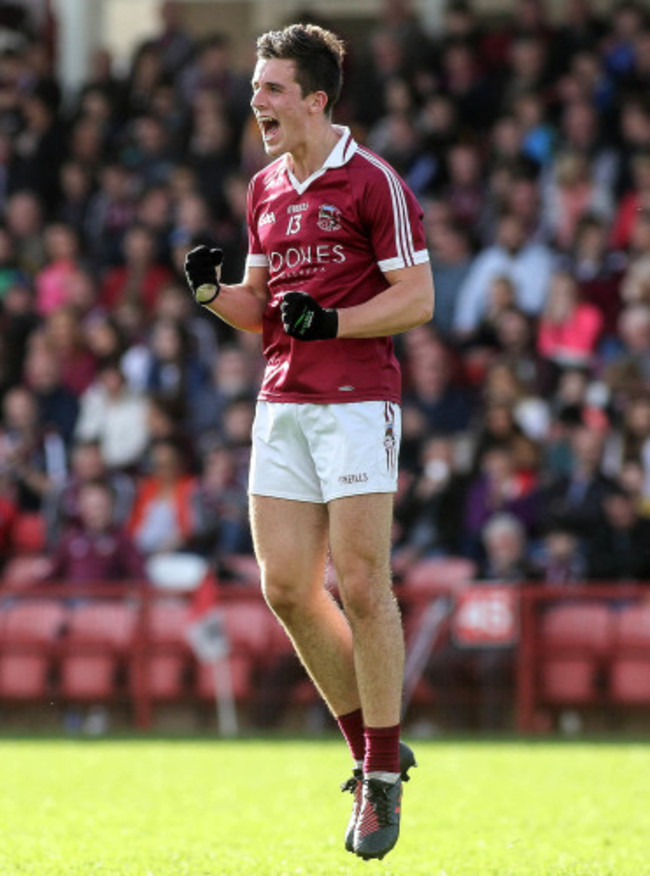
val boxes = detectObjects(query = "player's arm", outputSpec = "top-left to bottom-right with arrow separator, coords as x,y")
336,262 -> 434,338
281,263 -> 434,341
203,266 -> 268,334
184,245 -> 268,334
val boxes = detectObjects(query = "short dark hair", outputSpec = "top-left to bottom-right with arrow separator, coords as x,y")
256,23 -> 345,115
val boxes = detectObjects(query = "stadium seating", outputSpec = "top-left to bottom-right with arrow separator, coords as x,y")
133,599 -> 193,700
537,603 -> 614,704
59,602 -> 138,700
195,601 -> 275,703
610,604 -> 650,703
401,556 -> 477,599
0,600 -> 67,699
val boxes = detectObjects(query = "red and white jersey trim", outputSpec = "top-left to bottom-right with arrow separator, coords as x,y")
247,253 -> 268,268
245,130 -> 429,275
377,250 -> 430,272
357,146 -> 422,270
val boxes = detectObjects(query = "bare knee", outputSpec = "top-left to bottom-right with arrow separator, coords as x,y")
261,569 -> 309,624
339,571 -> 394,625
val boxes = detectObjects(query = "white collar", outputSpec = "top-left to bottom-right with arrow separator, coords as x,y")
284,125 -> 357,194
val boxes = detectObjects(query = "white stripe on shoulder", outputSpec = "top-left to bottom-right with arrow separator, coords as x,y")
357,148 -> 416,267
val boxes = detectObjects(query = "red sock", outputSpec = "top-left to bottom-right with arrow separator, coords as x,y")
337,708 -> 365,762
364,724 -> 400,775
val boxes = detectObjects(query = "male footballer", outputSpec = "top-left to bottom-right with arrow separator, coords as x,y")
184,22 -> 434,860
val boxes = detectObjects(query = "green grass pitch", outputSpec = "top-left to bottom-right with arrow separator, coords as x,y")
1,736 -> 649,875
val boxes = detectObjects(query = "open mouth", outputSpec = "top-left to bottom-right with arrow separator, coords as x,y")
258,116 -> 280,142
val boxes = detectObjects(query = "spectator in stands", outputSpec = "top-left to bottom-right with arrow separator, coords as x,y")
34,223 -> 84,317
605,303 -> 650,398
186,91 -> 239,218
463,444 -> 539,560
5,190 -> 46,275
605,393 -> 650,475
100,223 -> 174,313
40,305 -> 97,397
441,141 -> 486,230
512,91 -> 555,170
127,436 -> 198,557
611,150 -> 650,251
478,511 -> 536,580
84,163 -> 138,269
439,38 -> 494,132
44,438 -> 135,546
152,1 -> 195,78
74,358 -> 150,471
189,440 -> 253,568
55,160 -> 94,243
0,383 -> 67,512
493,306 -> 550,395
461,273 -> 517,353
217,394 -> 255,489
153,281 -> 219,373
44,479 -> 145,585
476,401 -> 543,479
84,313 -> 127,369
453,210 -> 554,338
191,343 -> 261,441
402,331 -> 473,435
559,213 -> 625,333
537,270 -> 604,370
425,212 -> 473,339
179,33 -> 251,138
601,1 -> 645,84
533,524 -> 586,585
119,40 -> 164,122
541,150 -> 614,252
23,341 -> 79,446
540,420 -> 618,540
393,433 -> 469,568
122,114 -> 176,188
0,224 -> 25,301
555,98 -> 619,197
585,484 -> 650,581
619,253 -> 650,307
142,394 -> 196,473
141,316 -> 210,430
12,82 -> 65,212
0,280 -> 39,391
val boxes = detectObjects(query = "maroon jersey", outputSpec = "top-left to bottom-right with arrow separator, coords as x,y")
247,127 -> 429,404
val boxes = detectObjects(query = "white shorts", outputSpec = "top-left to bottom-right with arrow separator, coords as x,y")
249,401 -> 401,504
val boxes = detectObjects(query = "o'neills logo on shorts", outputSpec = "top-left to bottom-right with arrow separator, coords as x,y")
339,473 -> 369,484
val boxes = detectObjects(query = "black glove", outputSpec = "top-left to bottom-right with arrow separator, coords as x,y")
184,245 -> 223,305
281,291 -> 338,341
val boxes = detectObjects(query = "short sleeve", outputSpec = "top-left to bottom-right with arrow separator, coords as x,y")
246,176 -> 269,269
359,160 -> 429,273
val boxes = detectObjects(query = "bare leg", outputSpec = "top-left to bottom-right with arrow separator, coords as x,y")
250,495 -> 360,716
328,493 -> 403,728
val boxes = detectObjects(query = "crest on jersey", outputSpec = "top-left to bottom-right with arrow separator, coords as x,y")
317,204 -> 341,231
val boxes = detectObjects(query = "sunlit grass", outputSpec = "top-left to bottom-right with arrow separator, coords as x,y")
1,737 -> 648,875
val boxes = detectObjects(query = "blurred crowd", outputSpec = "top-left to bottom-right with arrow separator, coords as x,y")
2,0 -> 650,597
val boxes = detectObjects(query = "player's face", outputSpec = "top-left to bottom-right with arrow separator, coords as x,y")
251,58 -> 313,158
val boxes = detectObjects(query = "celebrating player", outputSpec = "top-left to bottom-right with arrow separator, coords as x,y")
184,23 -> 434,860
